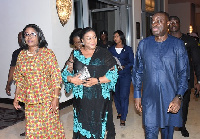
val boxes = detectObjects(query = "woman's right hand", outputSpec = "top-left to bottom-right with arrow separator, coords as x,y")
69,74 -> 84,85
13,97 -> 21,110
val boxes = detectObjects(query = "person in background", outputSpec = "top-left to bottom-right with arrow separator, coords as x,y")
98,30 -> 113,49
134,12 -> 189,139
188,32 -> 199,44
5,31 -> 23,96
5,31 -> 26,136
62,27 -> 118,138
169,16 -> 200,137
97,30 -> 115,133
108,30 -> 134,126
188,32 -> 200,46
13,24 -> 65,138
62,28 -> 83,73
69,28 -> 83,50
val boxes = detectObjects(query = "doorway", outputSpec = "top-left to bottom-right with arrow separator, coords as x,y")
74,0 -> 132,46
90,7 -> 119,42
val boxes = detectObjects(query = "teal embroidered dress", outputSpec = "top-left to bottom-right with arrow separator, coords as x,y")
62,46 -> 118,138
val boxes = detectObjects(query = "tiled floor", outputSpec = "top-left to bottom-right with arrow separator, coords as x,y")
1,84 -> 200,139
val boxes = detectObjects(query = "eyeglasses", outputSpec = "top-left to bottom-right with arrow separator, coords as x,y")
24,32 -> 37,38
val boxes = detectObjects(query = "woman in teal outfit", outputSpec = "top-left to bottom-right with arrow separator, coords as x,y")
62,27 -> 118,139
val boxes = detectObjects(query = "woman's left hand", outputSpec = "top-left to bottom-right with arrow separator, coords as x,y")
83,78 -> 98,87
50,97 -> 59,114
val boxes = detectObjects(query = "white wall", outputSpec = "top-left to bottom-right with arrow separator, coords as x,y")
132,0 -> 142,54
0,0 -> 74,102
168,2 -> 191,34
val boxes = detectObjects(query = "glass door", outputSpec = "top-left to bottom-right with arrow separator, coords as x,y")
74,0 -> 133,47
90,7 -> 119,42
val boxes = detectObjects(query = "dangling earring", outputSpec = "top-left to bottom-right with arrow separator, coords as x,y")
81,39 -> 84,45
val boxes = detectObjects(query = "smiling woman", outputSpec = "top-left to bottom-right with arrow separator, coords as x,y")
62,27 -> 118,138
13,24 -> 65,138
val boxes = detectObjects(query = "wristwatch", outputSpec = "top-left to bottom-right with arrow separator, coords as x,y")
176,94 -> 183,101
97,77 -> 101,84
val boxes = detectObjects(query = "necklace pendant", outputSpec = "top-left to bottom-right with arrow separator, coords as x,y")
26,48 -> 39,56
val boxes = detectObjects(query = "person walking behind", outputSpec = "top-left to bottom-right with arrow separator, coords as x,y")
69,28 -> 83,50
98,30 -> 113,49
5,31 -> 23,96
169,16 -> 200,137
5,31 -> 26,136
108,30 -> 134,126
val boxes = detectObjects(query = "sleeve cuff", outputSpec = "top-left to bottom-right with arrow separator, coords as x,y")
52,83 -> 61,89
134,90 -> 141,98
176,88 -> 187,96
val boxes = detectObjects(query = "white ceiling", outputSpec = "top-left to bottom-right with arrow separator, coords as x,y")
168,0 -> 200,7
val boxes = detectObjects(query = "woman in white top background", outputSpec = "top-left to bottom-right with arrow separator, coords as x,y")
108,30 -> 134,126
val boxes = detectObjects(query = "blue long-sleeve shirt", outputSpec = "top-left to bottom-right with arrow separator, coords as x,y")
134,35 -> 189,128
108,45 -> 134,76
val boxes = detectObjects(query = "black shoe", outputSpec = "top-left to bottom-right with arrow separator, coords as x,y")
20,132 -> 25,136
120,120 -> 125,126
117,115 -> 121,119
180,127 -> 189,137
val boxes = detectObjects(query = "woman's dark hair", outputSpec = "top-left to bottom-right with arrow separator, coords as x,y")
113,30 -> 126,45
80,27 -> 96,40
69,28 -> 82,45
21,24 -> 48,49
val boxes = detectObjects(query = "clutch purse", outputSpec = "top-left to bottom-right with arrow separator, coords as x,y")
113,56 -> 123,69
74,66 -> 91,80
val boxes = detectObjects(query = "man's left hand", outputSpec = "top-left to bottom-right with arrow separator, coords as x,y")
167,96 -> 181,113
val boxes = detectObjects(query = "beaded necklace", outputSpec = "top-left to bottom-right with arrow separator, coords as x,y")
26,48 -> 39,56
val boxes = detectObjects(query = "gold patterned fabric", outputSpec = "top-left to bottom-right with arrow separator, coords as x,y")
25,101 -> 65,139
14,48 -> 62,104
13,48 -> 65,138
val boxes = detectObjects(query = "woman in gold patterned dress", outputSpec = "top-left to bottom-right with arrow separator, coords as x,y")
13,24 -> 65,139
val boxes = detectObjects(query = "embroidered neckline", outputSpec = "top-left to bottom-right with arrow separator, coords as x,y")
74,50 -> 91,65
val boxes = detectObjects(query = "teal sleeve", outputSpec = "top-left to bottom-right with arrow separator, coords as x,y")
101,65 -> 118,99
61,65 -> 74,93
